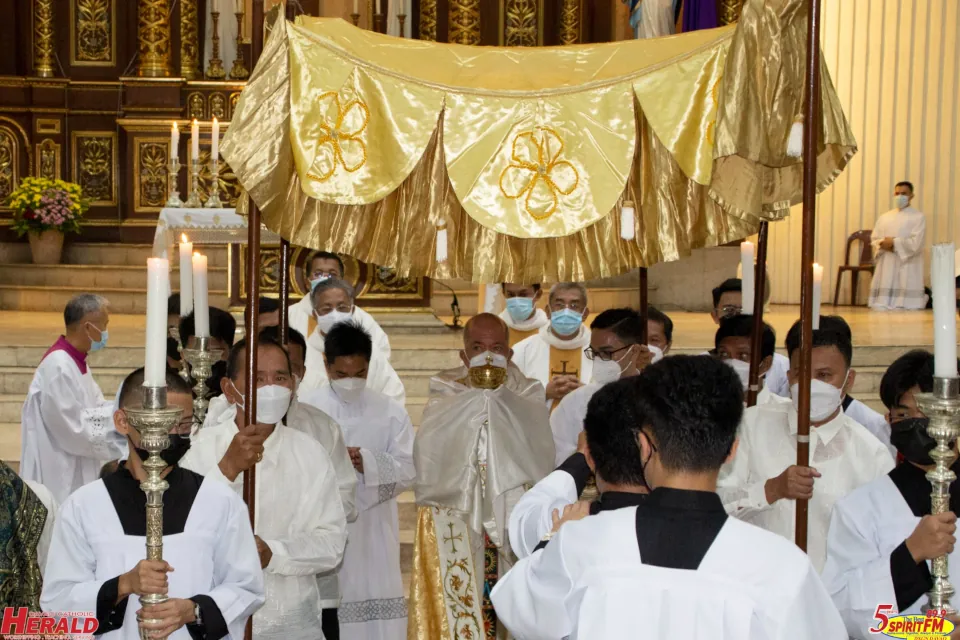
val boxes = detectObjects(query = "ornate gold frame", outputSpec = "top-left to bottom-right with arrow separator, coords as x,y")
36,119 -> 61,134
134,136 -> 170,213
71,131 -> 118,205
36,139 -> 61,179
499,0 -> 545,46
70,0 -> 117,67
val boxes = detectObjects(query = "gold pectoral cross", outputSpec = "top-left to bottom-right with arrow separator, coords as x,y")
443,521 -> 464,553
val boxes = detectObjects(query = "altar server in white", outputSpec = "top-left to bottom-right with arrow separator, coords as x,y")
717,317 -> 895,571
499,283 -> 549,346
301,278 -> 405,405
714,314 -> 778,402
41,368 -> 264,640
492,356 -> 847,640
822,350 -> 960,639
512,282 -> 593,407
21,293 -> 126,503
289,251 -> 391,359
180,335 -> 347,640
869,181 -> 927,310
550,308 -> 657,465
300,322 -> 416,640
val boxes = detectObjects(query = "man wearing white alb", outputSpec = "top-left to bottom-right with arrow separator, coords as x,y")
869,181 -> 927,310
20,294 -> 126,503
499,283 -> 549,346
300,322 -> 416,640
717,317 -> 894,571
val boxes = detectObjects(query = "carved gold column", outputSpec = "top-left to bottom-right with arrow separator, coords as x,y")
180,0 -> 200,79
137,0 -> 173,77
419,0 -> 437,41
33,0 -> 56,78
719,0 -> 745,25
559,0 -> 580,45
504,0 -> 538,46
449,0 -> 480,45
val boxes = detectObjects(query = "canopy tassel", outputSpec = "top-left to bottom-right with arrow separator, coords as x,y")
620,201 -> 636,241
786,115 -> 804,158
436,223 -> 448,263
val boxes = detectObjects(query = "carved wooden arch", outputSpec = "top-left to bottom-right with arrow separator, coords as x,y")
0,116 -> 33,205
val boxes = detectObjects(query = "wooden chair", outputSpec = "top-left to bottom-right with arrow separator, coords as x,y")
833,230 -> 875,306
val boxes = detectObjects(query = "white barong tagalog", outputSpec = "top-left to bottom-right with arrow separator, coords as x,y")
20,350 -> 126,503
300,384 -> 416,640
869,207 -> 927,310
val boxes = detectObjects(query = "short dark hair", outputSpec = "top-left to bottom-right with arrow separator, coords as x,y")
500,283 -> 541,292
896,181 -> 914,193
879,349 -> 938,409
310,251 -> 345,277
259,296 -> 280,315
647,305 -> 673,343
167,294 -> 181,316
712,278 -> 742,308
179,308 -> 238,348
633,355 -> 743,472
584,380 -> 649,486
324,321 -> 373,364
226,334 -> 292,381
715,315 -> 776,360
784,315 -> 853,367
258,325 -> 307,355
118,367 -> 193,410
590,308 -> 644,344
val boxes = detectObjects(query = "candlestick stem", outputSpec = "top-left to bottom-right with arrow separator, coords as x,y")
185,158 -> 203,208
915,376 -> 960,616
165,158 -> 183,208
229,11 -> 249,79
205,159 -> 224,208
182,337 -> 225,430
373,12 -> 385,33
397,13 -> 407,36
169,327 -> 192,384
350,12 -> 360,26
206,11 -> 226,79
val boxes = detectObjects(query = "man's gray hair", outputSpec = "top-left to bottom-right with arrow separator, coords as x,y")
64,293 -> 109,327
311,277 -> 355,307
548,282 -> 588,306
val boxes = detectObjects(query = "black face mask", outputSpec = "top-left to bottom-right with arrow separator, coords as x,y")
129,434 -> 192,467
890,417 -> 952,466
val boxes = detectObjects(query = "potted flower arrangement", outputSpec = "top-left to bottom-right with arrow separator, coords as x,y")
6,177 -> 86,264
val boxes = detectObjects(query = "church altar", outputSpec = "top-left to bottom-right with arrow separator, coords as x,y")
152,207 -> 280,260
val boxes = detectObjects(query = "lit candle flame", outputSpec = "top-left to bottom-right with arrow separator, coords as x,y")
181,233 -> 189,243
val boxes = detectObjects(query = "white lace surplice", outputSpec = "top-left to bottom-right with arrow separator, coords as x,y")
868,207 -> 927,310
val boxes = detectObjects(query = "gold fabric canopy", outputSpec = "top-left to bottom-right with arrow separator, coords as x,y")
222,0 -> 857,283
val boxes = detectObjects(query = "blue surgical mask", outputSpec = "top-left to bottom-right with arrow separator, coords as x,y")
895,194 -> 910,210
550,309 -> 583,337
87,323 -> 108,352
505,297 -> 535,323
310,274 -> 332,291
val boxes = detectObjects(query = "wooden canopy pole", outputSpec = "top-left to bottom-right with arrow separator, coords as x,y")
795,0 -> 823,554
243,3 -> 266,640
277,2 -> 301,347
746,222 -> 769,407
638,267 -> 649,343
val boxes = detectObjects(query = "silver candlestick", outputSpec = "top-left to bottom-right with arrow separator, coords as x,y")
169,326 -> 191,385
915,376 -> 960,615
184,158 -> 203,208
204,159 -> 223,209
182,336 -> 224,429
165,158 -> 183,208
124,385 -> 182,640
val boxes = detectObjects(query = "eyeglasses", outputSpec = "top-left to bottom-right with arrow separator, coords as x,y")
584,344 -> 633,362
716,305 -> 742,318
550,301 -> 585,312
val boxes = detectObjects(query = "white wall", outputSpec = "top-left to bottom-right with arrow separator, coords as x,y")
767,0 -> 960,304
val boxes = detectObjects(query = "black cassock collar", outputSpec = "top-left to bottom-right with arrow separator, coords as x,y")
102,462 -> 204,536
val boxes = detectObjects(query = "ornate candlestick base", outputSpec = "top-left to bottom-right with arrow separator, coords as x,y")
915,376 -> 960,615
182,336 -> 224,430
350,12 -> 360,26
397,13 -> 407,36
165,158 -> 183,208
229,12 -> 249,79
206,11 -> 226,79
374,13 -> 385,33
205,159 -> 223,208
184,159 -> 203,208
124,385 -> 182,640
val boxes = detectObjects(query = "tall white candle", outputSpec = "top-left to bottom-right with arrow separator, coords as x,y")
211,117 -> 220,161
353,0 -> 358,13
145,258 -> 170,388
932,243 -> 958,378
178,234 -> 193,316
170,122 -> 179,160
740,241 -> 755,315
191,119 -> 200,161
812,263 -> 823,330
192,252 -> 210,338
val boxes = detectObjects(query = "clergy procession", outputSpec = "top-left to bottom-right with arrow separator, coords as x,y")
3,0 -> 960,639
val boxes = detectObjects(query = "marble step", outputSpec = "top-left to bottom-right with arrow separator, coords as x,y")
0,264 -> 229,291
0,286 -> 230,314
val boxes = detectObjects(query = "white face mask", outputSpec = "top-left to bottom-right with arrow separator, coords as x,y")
648,345 -> 664,364
469,351 -> 508,370
725,358 -> 752,391
331,377 -> 366,404
232,382 -> 292,425
790,375 -> 847,423
895,194 -> 910,210
315,308 -> 353,335
591,345 -> 635,385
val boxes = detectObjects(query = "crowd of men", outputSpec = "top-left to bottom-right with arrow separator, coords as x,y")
5,249 -> 958,640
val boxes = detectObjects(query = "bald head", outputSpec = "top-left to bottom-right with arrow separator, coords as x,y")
460,313 -> 512,368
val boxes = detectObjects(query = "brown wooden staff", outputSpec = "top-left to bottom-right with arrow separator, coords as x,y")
638,267 -> 648,343
746,222 -> 769,407
795,0 -> 824,554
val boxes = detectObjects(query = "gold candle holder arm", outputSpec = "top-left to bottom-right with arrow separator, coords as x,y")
915,376 -> 960,615
165,158 -> 183,208
184,158 -> 203,208
204,159 -> 224,208
182,336 -> 224,430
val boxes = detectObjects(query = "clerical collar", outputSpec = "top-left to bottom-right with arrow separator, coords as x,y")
43,335 -> 88,374
102,461 -> 203,536
590,491 -> 646,515
644,487 -> 726,513
889,460 -> 960,518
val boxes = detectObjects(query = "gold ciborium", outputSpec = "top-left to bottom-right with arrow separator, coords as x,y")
468,355 -> 507,390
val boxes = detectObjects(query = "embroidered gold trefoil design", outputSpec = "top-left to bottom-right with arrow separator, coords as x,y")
499,127 -> 580,220
306,91 -> 370,182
